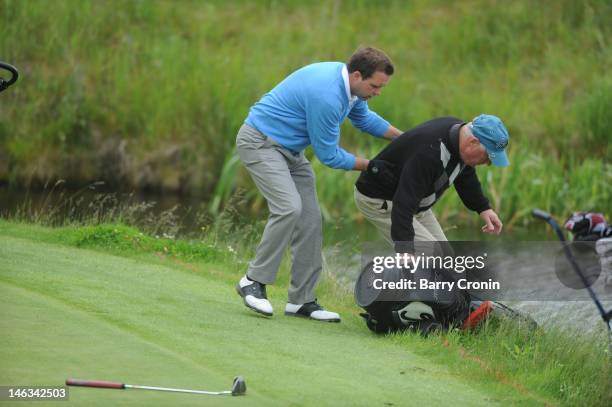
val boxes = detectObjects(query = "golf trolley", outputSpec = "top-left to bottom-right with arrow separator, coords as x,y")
0,61 -> 18,93
533,209 -> 612,354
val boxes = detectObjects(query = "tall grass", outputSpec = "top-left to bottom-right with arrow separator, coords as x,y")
307,143 -> 612,226
1,0 -> 610,223
4,180 -> 272,259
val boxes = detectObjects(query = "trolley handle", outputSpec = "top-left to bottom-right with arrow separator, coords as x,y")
0,62 -> 19,92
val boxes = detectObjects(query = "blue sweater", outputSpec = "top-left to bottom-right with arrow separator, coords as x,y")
245,62 -> 390,170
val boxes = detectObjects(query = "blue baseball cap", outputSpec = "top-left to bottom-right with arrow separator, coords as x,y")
469,114 -> 510,167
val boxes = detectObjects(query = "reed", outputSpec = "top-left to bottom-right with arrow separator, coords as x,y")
1,0 -> 610,222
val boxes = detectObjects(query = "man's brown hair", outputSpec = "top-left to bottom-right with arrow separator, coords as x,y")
347,47 -> 394,79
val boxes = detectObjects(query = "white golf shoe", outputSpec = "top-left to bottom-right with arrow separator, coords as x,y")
285,300 -> 341,322
235,275 -> 273,316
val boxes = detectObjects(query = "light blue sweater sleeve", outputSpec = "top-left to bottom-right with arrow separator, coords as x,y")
348,99 -> 390,137
306,97 -> 356,170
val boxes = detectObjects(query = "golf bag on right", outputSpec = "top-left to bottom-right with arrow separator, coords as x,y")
565,211 -> 612,289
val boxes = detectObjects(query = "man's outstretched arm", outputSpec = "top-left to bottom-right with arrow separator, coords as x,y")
454,167 -> 502,234
348,100 -> 401,140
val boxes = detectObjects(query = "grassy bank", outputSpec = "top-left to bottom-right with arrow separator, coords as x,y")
1,0 -> 610,224
1,220 -> 610,406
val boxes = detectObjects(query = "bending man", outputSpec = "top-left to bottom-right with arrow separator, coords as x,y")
355,114 -> 509,255
354,114 -> 510,334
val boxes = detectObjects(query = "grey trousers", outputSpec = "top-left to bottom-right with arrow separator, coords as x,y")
236,124 -> 322,304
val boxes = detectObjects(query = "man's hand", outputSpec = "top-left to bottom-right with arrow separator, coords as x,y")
480,209 -> 503,234
366,159 -> 397,187
383,125 -> 403,140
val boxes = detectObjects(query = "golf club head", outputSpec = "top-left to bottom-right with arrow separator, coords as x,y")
532,208 -> 567,241
231,376 -> 246,396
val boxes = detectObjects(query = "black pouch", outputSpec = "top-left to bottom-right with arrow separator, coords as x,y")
355,260 -> 470,334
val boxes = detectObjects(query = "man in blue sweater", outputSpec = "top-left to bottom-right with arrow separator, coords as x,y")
236,47 -> 402,322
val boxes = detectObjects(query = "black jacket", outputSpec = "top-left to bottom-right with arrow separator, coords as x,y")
355,117 -> 490,250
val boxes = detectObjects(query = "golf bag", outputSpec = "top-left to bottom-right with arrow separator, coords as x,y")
355,260 -> 537,335
565,212 -> 612,288
358,297 -> 478,336
354,261 -> 473,335
564,212 -> 612,241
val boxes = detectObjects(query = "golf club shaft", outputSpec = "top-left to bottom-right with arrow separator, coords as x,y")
66,379 -> 232,395
550,221 -> 609,324
126,384 -> 231,395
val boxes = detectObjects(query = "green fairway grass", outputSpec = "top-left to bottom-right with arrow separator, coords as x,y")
1,228 -> 544,406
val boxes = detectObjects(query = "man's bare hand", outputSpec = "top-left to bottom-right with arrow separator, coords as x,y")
480,209 -> 503,235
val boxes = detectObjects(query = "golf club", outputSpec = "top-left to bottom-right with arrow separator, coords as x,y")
532,209 -> 612,353
0,61 -> 18,93
66,376 -> 246,397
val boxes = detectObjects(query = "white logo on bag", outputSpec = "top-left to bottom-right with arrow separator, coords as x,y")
396,302 -> 434,326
